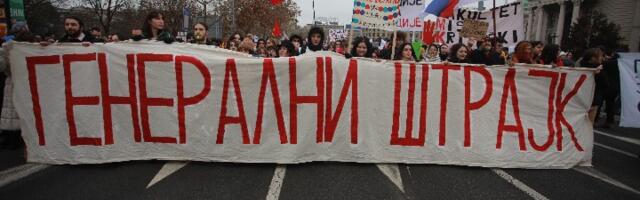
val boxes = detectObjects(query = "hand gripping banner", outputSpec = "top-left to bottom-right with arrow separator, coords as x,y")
7,42 -> 594,168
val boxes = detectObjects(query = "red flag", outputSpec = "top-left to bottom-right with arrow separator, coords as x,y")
271,0 -> 283,5
272,18 -> 282,37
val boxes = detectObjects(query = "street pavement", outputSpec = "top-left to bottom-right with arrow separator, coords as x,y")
0,126 -> 638,200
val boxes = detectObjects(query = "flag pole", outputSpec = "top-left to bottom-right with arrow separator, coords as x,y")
347,25 -> 355,54
492,0 -> 498,40
390,30 -> 398,59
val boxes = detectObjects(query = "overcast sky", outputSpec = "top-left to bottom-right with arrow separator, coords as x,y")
294,0 -> 354,26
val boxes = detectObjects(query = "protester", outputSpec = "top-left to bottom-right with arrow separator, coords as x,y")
326,41 -> 336,52
371,49 -> 381,60
439,44 -> 449,61
302,27 -> 325,54
132,11 -> 174,43
192,22 -> 213,45
447,43 -> 470,63
108,34 -> 120,42
257,39 -> 266,51
228,40 -> 240,51
278,40 -> 296,57
575,48 -> 605,124
2,22 -> 33,43
469,38 -> 504,65
238,38 -> 254,54
349,36 -> 373,58
335,40 -> 345,54
90,27 -> 106,42
57,16 -> 95,44
395,43 -> 416,61
511,41 -> 536,64
598,49 -> 621,128
1,21 -> 30,44
423,44 -> 441,62
531,41 -> 544,64
289,34 -> 303,55
381,32 -> 407,60
230,33 -> 242,44
267,46 -> 278,58
562,52 -> 575,66
540,44 -> 563,67
266,38 -> 277,49
0,28 -> 35,149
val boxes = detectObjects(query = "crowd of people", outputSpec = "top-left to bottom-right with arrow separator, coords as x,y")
0,11 -> 625,149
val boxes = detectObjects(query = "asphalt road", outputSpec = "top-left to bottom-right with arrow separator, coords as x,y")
1,126 -> 639,200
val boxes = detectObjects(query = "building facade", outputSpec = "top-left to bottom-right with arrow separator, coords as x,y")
526,0 -> 640,51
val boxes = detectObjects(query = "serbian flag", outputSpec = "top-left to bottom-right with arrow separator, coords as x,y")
424,0 -> 482,18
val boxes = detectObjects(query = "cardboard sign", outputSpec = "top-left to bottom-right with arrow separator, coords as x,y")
460,19 -> 489,39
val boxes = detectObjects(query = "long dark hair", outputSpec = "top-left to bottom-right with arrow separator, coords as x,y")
142,11 -> 164,39
350,36 -> 373,58
394,43 -> 417,61
278,40 -> 297,57
307,27 -> 325,51
579,48 -> 603,67
448,43 -> 469,63
541,44 -> 560,65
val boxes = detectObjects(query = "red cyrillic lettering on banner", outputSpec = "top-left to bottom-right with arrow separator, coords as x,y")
390,63 -> 403,145
99,54 -> 141,145
253,59 -> 288,144
175,55 -> 211,144
432,64 -> 461,146
390,63 -> 429,146
216,59 -> 250,144
289,57 -> 325,144
324,58 -> 358,144
496,68 -> 526,151
555,73 -> 587,151
137,54 -> 177,143
63,53 -> 102,146
527,69 -> 559,151
463,66 -> 493,147
26,55 -> 61,146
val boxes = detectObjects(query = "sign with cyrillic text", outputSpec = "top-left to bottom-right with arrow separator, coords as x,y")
8,42 -> 594,168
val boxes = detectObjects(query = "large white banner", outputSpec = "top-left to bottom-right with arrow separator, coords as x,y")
422,2 -> 524,46
618,53 -> 640,128
8,42 -> 594,168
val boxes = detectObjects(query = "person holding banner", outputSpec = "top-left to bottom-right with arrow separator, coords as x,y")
576,48 -> 605,124
58,17 -> 95,43
423,44 -> 441,62
439,44 -> 449,61
531,41 -> 545,64
511,41 -> 537,64
540,44 -> 564,67
191,22 -> 214,45
301,27 -> 325,54
132,11 -> 174,44
469,38 -> 504,66
278,40 -> 297,57
349,36 -> 373,58
447,43 -> 470,63
289,34 -> 304,55
395,43 -> 417,61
